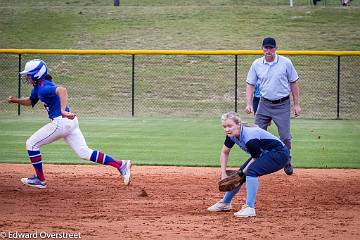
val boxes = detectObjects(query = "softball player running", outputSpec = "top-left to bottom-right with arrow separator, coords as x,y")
207,111 -> 289,217
7,59 -> 131,189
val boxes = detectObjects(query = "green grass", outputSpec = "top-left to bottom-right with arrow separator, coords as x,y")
0,1 -> 359,50
0,116 -> 359,168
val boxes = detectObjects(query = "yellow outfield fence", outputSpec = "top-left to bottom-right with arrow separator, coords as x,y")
1,49 -> 360,56
1,49 -> 359,119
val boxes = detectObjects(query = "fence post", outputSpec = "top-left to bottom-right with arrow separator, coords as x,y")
337,56 -> 340,119
235,55 -> 238,113
18,54 -> 22,116
132,54 -> 135,117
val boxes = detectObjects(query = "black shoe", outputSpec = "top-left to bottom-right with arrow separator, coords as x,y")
284,163 -> 293,175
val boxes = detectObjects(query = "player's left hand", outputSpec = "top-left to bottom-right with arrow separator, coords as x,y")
218,170 -> 246,192
61,111 -> 76,120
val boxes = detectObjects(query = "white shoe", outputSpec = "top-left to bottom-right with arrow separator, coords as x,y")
234,204 -> 256,218
119,160 -> 132,185
21,175 -> 47,189
207,200 -> 232,212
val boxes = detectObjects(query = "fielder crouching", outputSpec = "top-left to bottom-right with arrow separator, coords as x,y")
207,111 -> 290,218
8,59 -> 131,189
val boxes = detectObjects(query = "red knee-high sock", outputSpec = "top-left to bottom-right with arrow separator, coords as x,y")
28,150 -> 45,181
90,150 -> 123,169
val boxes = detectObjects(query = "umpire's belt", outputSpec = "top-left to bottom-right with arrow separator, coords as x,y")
262,95 -> 289,104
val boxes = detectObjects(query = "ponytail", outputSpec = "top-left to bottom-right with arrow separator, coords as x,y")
44,74 -> 53,81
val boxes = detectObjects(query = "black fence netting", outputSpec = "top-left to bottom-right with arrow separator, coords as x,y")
0,53 -> 359,119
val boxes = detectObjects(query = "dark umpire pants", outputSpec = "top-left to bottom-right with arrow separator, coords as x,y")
255,97 -> 292,150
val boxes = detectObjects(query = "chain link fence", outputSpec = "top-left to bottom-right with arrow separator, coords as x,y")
0,51 -> 359,119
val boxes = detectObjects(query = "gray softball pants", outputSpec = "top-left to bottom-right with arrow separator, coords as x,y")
255,97 -> 292,150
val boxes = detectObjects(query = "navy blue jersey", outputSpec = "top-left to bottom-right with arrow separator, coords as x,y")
224,125 -> 284,159
30,80 -> 70,119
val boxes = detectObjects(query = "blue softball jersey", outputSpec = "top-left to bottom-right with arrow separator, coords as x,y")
224,125 -> 284,159
29,80 -> 70,119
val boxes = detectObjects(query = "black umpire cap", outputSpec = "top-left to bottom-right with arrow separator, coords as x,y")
262,37 -> 277,48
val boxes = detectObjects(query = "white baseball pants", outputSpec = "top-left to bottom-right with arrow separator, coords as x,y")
26,116 -> 93,160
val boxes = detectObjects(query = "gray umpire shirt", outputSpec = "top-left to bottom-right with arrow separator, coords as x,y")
246,54 -> 299,100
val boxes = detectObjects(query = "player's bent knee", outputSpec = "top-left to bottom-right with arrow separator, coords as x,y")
25,138 -> 40,151
76,146 -> 93,160
246,168 -> 260,177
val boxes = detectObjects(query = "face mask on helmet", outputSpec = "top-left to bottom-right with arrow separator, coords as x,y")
20,59 -> 48,83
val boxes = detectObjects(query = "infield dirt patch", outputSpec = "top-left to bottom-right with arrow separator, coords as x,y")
0,164 -> 359,239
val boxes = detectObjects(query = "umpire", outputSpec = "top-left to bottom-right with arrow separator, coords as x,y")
245,37 -> 301,175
